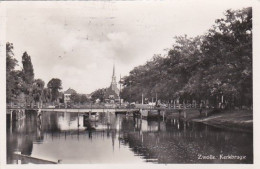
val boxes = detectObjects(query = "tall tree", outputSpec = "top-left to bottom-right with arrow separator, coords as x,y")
22,52 -> 34,84
20,52 -> 35,106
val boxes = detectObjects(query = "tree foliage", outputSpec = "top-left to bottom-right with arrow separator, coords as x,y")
80,94 -> 89,104
91,88 -> 106,102
121,7 -> 252,108
32,79 -> 45,103
6,44 -> 64,106
22,52 -> 34,84
47,78 -> 62,102
6,43 -> 22,103
6,42 -> 17,73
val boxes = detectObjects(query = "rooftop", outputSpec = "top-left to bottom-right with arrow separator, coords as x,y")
64,88 -> 77,95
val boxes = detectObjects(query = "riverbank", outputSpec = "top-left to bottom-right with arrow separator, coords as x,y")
166,109 -> 253,133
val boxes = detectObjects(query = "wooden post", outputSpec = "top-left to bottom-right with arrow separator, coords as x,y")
183,101 -> 187,119
142,93 -> 144,105
77,113 -> 79,127
162,111 -> 165,122
10,110 -> 13,134
10,110 -> 12,123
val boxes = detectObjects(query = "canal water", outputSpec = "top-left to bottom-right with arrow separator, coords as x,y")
6,111 -> 253,164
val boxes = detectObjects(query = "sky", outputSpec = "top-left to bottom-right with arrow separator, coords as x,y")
5,0 -> 251,94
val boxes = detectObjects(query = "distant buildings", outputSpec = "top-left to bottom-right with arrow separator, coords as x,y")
104,65 -> 121,103
63,65 -> 122,105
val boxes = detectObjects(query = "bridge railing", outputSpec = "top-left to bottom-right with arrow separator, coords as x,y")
7,103 -> 213,110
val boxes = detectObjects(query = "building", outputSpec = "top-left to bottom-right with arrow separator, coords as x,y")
104,65 -> 120,103
64,88 -> 76,105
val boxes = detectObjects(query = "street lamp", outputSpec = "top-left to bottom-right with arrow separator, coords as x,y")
119,75 -> 122,107
129,80 -> 132,103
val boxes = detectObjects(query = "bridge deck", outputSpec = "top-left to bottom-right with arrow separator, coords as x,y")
7,107 -> 201,114
40,108 -> 139,113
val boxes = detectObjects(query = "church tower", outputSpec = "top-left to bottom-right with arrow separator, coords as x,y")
110,64 -> 119,95
104,64 -> 120,102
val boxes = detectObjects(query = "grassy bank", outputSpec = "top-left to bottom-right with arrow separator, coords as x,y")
165,109 -> 253,133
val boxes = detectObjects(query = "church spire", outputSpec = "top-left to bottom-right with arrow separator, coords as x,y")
112,63 -> 115,77
110,64 -> 119,95
111,64 -> 116,85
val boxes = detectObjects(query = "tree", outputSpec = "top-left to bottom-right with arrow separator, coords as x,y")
200,7 -> 252,107
42,88 -> 52,103
80,94 -> 89,104
47,78 -> 62,102
121,7 -> 252,108
91,88 -> 105,102
19,51 -> 36,106
22,52 -> 34,84
70,92 -> 80,104
6,42 -> 16,103
6,42 -> 23,104
6,42 -> 17,73
32,79 -> 45,106
166,35 -> 203,102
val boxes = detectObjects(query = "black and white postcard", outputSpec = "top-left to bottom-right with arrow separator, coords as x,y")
0,0 -> 259,168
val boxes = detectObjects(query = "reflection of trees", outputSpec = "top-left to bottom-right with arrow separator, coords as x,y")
120,118 -> 253,163
7,111 -> 253,164
21,136 -> 33,156
7,135 -> 33,164
7,110 -> 121,164
121,117 -> 135,131
41,112 -> 59,132
7,111 -> 37,164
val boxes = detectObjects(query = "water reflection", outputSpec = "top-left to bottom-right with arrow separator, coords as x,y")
7,111 -> 253,164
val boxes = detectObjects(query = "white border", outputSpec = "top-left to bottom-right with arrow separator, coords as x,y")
0,1 -> 259,169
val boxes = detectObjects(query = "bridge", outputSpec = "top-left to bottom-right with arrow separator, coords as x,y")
6,106 -> 196,113
6,106 -> 207,123
7,107 -> 141,114
39,108 -> 140,113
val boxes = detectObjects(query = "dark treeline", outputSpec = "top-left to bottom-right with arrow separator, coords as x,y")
121,8 -> 252,109
6,42 -> 90,107
69,92 -> 90,104
6,43 -> 63,107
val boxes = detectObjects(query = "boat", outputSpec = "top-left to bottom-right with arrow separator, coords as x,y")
83,112 -> 99,122
140,109 -> 148,119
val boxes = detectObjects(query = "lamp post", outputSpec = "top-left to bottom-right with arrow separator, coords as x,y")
129,80 -> 132,103
142,93 -> 144,105
119,75 -> 122,107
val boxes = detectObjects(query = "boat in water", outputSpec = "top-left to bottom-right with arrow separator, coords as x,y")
83,112 -> 99,122
140,109 -> 165,120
